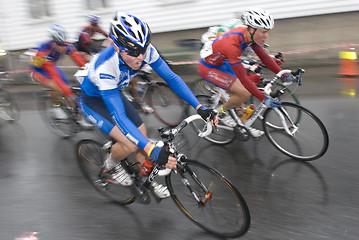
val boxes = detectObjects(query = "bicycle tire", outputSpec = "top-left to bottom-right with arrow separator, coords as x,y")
0,88 -> 20,123
263,102 -> 329,161
186,95 -> 236,145
37,91 -> 77,139
76,139 -> 135,205
165,159 -> 250,238
148,82 -> 186,126
189,78 -> 216,96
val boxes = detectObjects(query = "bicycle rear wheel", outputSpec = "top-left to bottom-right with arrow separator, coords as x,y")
186,95 -> 236,145
0,88 -> 20,123
166,159 -> 250,238
76,139 -> 135,205
37,91 -> 77,138
148,82 -> 185,126
263,102 -> 329,161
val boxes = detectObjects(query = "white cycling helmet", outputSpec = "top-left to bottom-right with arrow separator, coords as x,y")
242,8 -> 274,30
109,11 -> 151,55
48,24 -> 67,44
89,14 -> 100,25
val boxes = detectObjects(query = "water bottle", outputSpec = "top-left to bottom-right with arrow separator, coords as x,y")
140,158 -> 154,176
242,104 -> 256,119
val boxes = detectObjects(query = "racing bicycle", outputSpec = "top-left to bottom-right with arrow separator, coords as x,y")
187,69 -> 329,161
76,114 -> 250,238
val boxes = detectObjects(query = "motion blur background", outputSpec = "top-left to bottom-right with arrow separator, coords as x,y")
1,2 -> 359,240
0,0 -> 359,77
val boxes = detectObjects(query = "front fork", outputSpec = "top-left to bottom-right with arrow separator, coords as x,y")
176,155 -> 211,206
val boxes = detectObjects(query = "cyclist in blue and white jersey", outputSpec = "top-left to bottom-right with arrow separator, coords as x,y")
77,11 -> 217,198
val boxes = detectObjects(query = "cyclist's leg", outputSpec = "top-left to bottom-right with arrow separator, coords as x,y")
32,69 -> 63,95
80,92 -> 146,164
198,60 -> 249,118
225,79 -> 251,117
42,63 -> 76,107
32,69 -> 67,118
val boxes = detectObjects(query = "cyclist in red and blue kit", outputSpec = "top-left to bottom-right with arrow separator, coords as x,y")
76,15 -> 109,62
30,24 -> 86,119
199,8 -> 294,137
76,11 -> 217,199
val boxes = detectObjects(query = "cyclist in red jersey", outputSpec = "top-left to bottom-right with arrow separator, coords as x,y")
30,24 -> 87,120
76,15 -> 109,62
199,9 -> 293,137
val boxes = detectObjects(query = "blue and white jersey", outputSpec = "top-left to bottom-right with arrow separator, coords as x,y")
81,44 -> 159,96
78,43 -> 201,150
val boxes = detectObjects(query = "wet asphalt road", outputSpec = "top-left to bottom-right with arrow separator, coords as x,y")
1,63 -> 359,240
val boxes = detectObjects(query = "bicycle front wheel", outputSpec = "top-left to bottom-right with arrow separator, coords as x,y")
76,139 -> 135,205
186,95 -> 236,145
263,102 -> 329,161
166,159 -> 250,238
37,91 -> 77,138
148,82 -> 185,126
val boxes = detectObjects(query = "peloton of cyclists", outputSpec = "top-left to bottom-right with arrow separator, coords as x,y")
199,8 -> 295,137
76,11 -> 217,199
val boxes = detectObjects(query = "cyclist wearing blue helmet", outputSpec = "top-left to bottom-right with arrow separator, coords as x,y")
77,11 -> 217,198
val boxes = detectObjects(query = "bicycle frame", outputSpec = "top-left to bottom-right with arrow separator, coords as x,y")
211,69 -> 304,137
122,114 -> 213,204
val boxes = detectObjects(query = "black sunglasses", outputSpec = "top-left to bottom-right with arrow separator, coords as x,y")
124,48 -> 146,57
55,42 -> 66,47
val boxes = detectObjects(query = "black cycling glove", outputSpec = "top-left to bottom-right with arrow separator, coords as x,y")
197,106 -> 217,121
149,143 -> 170,166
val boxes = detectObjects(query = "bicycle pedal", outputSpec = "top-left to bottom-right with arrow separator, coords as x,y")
234,126 -> 250,141
94,179 -> 108,188
131,183 -> 151,205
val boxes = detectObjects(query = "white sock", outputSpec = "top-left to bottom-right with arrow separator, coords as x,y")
104,154 -> 118,170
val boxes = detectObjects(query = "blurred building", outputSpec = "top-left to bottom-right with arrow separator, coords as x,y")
0,0 -> 359,51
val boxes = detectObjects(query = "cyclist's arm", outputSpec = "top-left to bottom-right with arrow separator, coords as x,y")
101,88 -> 150,150
67,45 -> 87,67
149,57 -> 202,109
252,44 -> 281,74
230,62 -> 266,102
96,26 -> 109,38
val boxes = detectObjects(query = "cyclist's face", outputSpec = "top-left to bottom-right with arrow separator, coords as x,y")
252,28 -> 270,46
54,42 -> 67,53
120,51 -> 144,70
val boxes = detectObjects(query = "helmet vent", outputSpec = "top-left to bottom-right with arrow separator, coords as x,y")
138,33 -> 143,43
128,29 -> 136,38
116,24 -> 125,33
